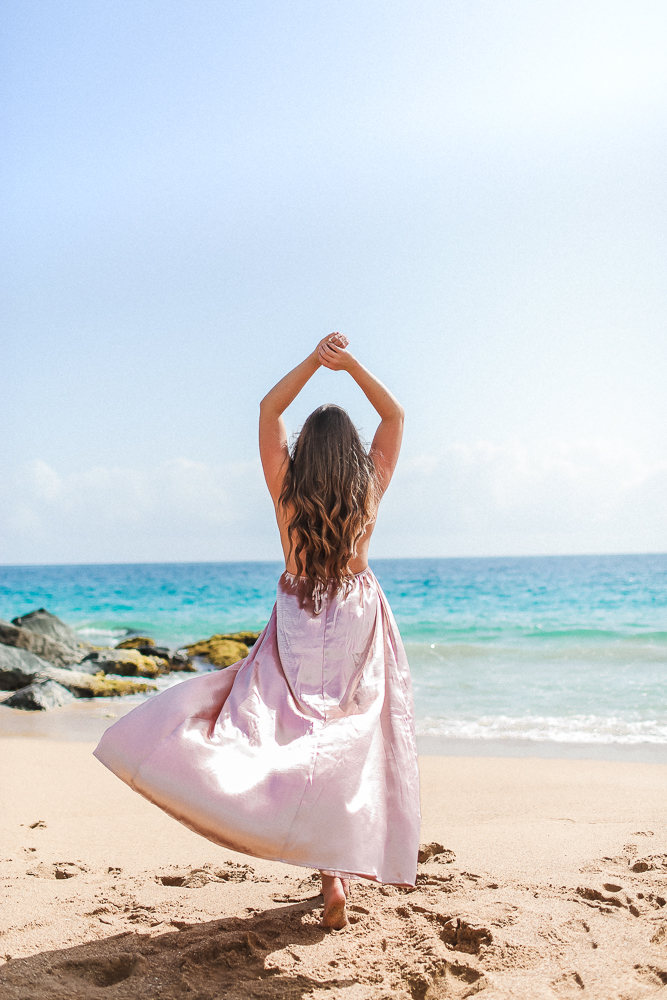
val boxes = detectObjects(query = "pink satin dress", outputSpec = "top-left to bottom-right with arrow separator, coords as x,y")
93,568 -> 421,885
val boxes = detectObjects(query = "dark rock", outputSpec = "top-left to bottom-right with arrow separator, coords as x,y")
0,644 -> 53,690
0,619 -> 83,667
4,680 -> 76,711
168,651 -> 195,672
11,608 -> 83,652
223,631 -> 262,647
135,646 -> 194,672
137,645 -> 170,658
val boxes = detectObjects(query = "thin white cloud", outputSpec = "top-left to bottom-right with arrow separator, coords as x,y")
0,458 -> 275,564
1,440 -> 665,564
375,438 -> 667,557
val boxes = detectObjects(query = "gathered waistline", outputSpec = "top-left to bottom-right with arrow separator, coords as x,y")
281,567 -> 373,613
282,567 -> 372,583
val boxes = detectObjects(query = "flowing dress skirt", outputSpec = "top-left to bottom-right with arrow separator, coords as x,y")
93,568 -> 421,886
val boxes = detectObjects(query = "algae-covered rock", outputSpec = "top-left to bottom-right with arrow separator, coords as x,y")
82,648 -> 162,677
44,665 -> 156,697
116,636 -> 155,650
184,636 -> 249,668
84,673 -> 157,697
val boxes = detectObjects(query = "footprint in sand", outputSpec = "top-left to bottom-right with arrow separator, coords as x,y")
630,853 -> 667,874
26,862 -> 83,880
157,870 -> 211,888
633,964 -> 667,988
417,842 -> 456,864
551,970 -> 585,995
56,953 -> 148,988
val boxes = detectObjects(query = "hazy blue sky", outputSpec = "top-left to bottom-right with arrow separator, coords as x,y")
2,0 -> 666,564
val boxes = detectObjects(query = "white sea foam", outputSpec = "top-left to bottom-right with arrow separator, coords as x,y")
76,627 -> 129,637
404,641 -> 667,663
415,714 -> 667,744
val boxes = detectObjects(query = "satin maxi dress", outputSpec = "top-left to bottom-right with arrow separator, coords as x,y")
94,568 -> 421,886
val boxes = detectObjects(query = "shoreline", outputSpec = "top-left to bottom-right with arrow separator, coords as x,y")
2,701 -> 667,763
417,732 -> 667,764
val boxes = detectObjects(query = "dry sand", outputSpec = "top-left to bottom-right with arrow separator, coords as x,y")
1,738 -> 667,999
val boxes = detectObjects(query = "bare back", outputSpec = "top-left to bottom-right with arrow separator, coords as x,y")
275,497 -> 378,577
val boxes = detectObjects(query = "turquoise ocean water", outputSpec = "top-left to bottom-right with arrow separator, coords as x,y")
1,555 -> 666,750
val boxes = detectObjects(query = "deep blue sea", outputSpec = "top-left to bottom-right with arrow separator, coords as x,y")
1,555 -> 666,748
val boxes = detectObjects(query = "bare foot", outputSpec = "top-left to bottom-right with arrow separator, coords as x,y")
342,878 -> 351,898
320,874 -> 348,929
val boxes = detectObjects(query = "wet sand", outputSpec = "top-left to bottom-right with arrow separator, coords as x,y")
4,701 -> 667,764
1,736 -> 667,998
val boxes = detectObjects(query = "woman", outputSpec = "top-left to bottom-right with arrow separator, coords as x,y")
94,335 -> 420,930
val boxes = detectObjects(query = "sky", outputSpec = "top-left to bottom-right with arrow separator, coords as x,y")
1,0 -> 666,564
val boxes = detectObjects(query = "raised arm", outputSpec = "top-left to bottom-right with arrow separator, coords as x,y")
318,341 -> 404,494
259,334 -> 348,503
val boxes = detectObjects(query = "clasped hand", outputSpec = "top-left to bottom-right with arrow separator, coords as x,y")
317,332 -> 353,372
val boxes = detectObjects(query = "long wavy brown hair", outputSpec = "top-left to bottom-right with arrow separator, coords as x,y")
279,404 -> 379,594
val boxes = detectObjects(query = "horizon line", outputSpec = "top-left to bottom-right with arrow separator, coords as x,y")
1,551 -> 666,570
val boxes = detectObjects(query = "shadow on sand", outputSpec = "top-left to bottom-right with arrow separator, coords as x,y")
0,897 -> 362,1000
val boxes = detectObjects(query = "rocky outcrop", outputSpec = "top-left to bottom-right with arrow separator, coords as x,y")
3,680 -> 76,711
0,619 -> 83,667
0,607 -> 266,708
0,643 -> 157,700
11,608 -> 86,653
184,636 -> 251,668
0,608 -> 177,709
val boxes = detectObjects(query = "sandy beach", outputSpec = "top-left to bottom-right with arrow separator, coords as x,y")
1,735 -> 667,999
